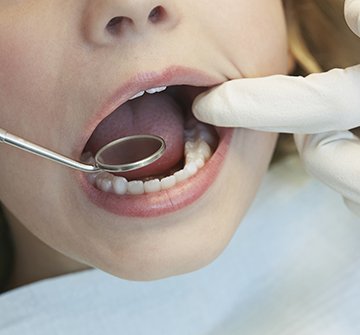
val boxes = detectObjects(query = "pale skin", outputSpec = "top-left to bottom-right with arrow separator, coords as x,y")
0,0 -> 291,289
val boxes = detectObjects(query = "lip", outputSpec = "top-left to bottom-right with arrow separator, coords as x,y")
75,66 -> 234,217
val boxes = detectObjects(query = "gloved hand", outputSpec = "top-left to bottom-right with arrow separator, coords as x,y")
193,0 -> 360,216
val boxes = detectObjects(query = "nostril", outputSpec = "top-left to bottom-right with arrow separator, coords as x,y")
107,16 -> 124,28
148,6 -> 166,23
106,16 -> 131,34
105,6 -> 167,35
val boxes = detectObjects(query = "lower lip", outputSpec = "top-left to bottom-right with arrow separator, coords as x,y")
77,128 -> 234,217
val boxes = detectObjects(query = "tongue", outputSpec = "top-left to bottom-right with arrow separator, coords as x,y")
85,93 -> 185,180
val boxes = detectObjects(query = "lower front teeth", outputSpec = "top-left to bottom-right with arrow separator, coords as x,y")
144,179 -> 161,193
84,122 -> 216,195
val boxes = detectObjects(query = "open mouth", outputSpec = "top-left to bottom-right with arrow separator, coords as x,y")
82,85 -> 218,191
77,67 -> 233,217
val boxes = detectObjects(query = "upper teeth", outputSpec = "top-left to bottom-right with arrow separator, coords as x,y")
129,91 -> 145,100
146,86 -> 167,94
129,86 -> 167,100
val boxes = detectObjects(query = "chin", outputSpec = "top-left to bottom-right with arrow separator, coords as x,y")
62,129 -> 277,282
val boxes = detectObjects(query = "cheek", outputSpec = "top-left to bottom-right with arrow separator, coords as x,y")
0,30 -> 53,195
208,0 -> 288,76
0,37 -> 46,148
0,19 -> 73,225
242,1 -> 288,75
0,13 -> 72,142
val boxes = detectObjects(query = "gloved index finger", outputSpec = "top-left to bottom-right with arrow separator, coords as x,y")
193,65 -> 360,134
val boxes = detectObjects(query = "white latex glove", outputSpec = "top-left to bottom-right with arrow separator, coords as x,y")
193,0 -> 360,216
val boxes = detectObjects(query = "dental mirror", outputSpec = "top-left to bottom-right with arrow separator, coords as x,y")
0,128 -> 165,173
94,135 -> 165,172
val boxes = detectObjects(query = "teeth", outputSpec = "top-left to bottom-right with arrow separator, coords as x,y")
113,176 -> 128,195
96,172 -> 113,192
87,121 -> 217,195
160,176 -> 176,190
129,86 -> 167,100
129,91 -> 145,100
146,86 -> 167,94
144,179 -> 162,193
128,181 -> 145,195
184,162 -> 198,177
194,157 -> 205,169
174,169 -> 190,183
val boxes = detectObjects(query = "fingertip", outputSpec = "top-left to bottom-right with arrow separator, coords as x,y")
192,91 -> 209,122
192,87 -> 228,126
345,0 -> 360,36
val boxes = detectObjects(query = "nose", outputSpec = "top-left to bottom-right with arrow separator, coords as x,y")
83,0 -> 180,45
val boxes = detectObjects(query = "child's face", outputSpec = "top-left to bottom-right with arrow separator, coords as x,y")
0,1 -> 288,280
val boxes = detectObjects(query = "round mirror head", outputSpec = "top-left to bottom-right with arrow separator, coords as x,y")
94,135 -> 165,173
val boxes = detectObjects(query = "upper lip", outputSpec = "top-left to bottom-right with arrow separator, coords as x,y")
74,66 -> 223,160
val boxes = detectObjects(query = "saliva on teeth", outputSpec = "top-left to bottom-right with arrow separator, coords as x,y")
82,122 -> 216,195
